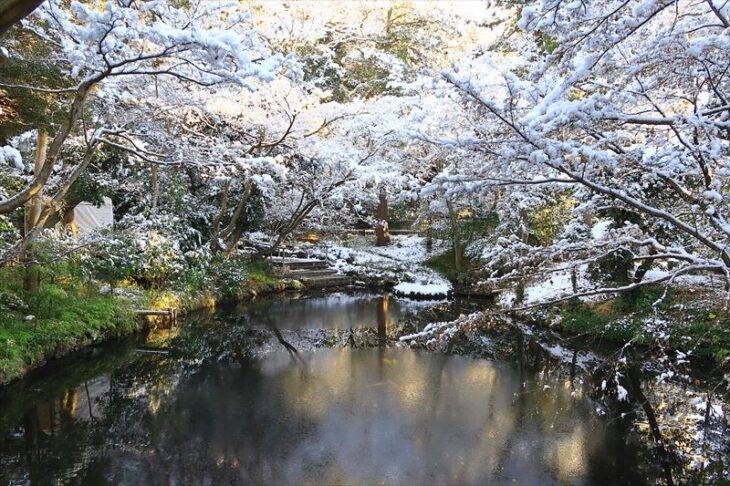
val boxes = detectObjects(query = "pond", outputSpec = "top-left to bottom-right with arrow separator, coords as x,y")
0,292 -> 653,485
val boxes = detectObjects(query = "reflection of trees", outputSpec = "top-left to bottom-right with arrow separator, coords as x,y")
489,334 -> 528,478
626,364 -> 676,486
0,345 -> 136,485
0,345 -> 192,485
376,295 -> 389,346
0,299 -> 662,485
235,292 -> 428,332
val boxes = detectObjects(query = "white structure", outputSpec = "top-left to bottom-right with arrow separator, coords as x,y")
73,197 -> 114,235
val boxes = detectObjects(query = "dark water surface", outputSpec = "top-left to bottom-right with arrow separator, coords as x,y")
0,292 -> 650,485
226,290 -> 445,330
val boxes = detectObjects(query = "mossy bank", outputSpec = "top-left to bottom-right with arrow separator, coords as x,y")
0,258 -> 293,385
541,287 -> 730,368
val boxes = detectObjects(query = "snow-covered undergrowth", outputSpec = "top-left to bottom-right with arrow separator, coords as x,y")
309,235 -> 453,298
497,267 -> 591,307
496,264 -> 725,310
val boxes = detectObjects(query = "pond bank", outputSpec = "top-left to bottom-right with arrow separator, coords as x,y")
0,266 -> 313,385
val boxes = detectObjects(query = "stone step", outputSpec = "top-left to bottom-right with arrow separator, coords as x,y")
286,268 -> 339,277
286,261 -> 329,271
299,275 -> 354,288
272,259 -> 329,271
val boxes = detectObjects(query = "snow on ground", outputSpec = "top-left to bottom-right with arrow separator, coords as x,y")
591,220 -> 612,239
498,266 -> 590,307
310,235 -> 453,298
494,262 -> 727,309
642,269 -> 722,288
269,256 -> 322,263
392,281 -> 452,299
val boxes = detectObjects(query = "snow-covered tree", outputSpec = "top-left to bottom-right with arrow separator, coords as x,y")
0,0 -> 284,262
423,0 -> 730,301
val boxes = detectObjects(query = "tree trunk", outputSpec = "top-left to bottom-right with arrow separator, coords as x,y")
26,129 -> 48,229
22,129 -> 48,291
3,142 -> 99,265
375,188 -> 390,246
633,248 -> 657,284
150,165 -> 159,212
63,209 -> 77,236
446,200 -> 463,270
222,181 -> 253,254
209,181 -> 230,255
0,0 -> 44,38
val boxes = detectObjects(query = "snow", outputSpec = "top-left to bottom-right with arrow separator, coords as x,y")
590,220 -> 612,239
311,235 -> 453,297
399,321 -> 452,342
703,190 -> 723,203
393,281 -> 451,298
0,146 -> 23,170
0,1 -> 724,480
643,269 -> 719,288
270,256 -> 322,263
498,266 -> 589,307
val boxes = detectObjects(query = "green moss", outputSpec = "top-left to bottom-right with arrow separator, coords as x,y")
246,259 -> 278,285
558,288 -> 730,365
0,250 -> 286,384
425,249 -> 468,281
0,271 -> 139,384
674,311 -> 730,363
560,298 -> 640,342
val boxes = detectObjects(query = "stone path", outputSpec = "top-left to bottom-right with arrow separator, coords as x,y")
272,258 -> 354,288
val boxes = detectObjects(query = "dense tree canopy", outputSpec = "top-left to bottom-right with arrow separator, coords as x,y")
0,0 -> 727,302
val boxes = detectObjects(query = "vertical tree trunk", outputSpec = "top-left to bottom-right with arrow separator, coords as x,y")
375,187 -> 390,246
446,200 -> 463,270
425,228 -> 433,252
26,129 -> 48,228
514,280 -> 526,304
63,210 -> 77,236
150,165 -> 159,212
23,129 -> 48,291
0,0 -> 45,38
571,267 -> 578,294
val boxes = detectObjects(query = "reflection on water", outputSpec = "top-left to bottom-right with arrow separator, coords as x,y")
233,291 -> 441,331
0,292 -> 650,485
